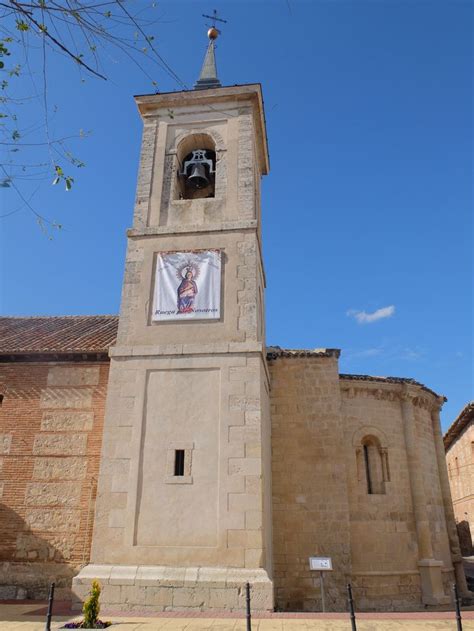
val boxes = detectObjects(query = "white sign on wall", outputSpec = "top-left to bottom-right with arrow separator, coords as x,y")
152,249 -> 221,322
309,557 -> 333,571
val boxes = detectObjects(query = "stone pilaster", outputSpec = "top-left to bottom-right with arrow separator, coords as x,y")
431,401 -> 470,596
400,386 -> 449,605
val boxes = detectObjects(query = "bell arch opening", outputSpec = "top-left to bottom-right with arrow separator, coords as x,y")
176,133 -> 217,200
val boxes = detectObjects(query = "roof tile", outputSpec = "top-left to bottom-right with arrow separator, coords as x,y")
0,315 -> 118,355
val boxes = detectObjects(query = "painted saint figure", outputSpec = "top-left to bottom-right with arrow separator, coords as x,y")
177,268 -> 198,313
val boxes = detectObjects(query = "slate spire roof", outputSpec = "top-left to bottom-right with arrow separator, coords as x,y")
194,30 -> 221,90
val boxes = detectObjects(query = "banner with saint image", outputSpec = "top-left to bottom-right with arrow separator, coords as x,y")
153,249 -> 221,321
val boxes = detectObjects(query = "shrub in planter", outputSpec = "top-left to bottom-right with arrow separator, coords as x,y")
62,580 -> 111,629
83,579 -> 101,628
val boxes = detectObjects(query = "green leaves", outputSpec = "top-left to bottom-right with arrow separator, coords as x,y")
0,39 -> 11,68
0,42 -> 11,57
15,20 -> 29,32
52,165 -> 74,191
52,164 -> 63,186
83,579 -> 102,628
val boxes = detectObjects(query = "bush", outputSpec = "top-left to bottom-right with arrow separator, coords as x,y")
83,580 -> 101,629
62,579 -> 111,629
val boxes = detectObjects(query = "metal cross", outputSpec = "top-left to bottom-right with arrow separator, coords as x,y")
202,9 -> 227,28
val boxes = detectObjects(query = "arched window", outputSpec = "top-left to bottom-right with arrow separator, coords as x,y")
176,133 -> 216,200
357,435 -> 389,495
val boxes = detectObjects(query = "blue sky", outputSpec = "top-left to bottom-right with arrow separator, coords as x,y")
0,0 -> 472,430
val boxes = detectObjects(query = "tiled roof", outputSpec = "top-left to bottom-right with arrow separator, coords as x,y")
444,402 -> 474,451
340,373 -> 444,400
266,346 -> 341,359
0,315 -> 118,356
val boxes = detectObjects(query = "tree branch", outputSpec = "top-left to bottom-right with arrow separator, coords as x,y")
5,0 -> 107,79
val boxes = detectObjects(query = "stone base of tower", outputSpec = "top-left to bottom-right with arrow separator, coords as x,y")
72,565 -> 274,613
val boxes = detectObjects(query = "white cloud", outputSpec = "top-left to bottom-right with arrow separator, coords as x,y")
344,347 -> 383,360
357,347 -> 383,357
400,347 -> 422,360
347,305 -> 395,325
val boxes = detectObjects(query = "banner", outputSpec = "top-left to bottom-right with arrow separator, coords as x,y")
152,250 -> 221,322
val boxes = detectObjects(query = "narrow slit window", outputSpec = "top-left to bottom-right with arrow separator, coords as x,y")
174,449 -> 185,477
363,444 -> 373,494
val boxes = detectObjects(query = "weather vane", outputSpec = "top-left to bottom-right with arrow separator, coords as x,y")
202,9 -> 227,39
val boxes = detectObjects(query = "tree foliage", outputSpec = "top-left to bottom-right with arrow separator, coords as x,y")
0,0 -> 186,231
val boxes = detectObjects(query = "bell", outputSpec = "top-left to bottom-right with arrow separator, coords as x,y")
187,163 -> 209,189
181,149 -> 215,190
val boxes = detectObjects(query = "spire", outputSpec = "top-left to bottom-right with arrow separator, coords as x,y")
194,37 -> 221,90
195,11 -> 226,90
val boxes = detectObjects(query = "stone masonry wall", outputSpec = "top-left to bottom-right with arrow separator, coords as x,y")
446,424 -> 474,553
0,361 -> 109,599
270,355 -> 352,612
270,360 -> 456,612
340,384 -> 423,610
413,403 -> 452,568
339,381 -> 454,610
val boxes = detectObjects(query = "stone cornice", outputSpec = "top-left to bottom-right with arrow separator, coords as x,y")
110,340 -> 265,358
340,374 -> 445,400
0,352 -> 109,363
340,376 -> 444,411
127,219 -> 258,239
444,401 -> 474,451
266,347 -> 341,360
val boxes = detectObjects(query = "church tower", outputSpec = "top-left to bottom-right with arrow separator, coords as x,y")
73,26 -> 274,611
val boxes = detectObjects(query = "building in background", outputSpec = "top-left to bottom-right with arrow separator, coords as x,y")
0,26 -> 468,613
445,402 -> 474,556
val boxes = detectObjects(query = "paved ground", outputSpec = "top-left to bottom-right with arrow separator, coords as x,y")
2,603 -> 474,630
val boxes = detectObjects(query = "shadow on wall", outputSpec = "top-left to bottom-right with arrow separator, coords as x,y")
0,504 -> 77,601
457,520 -> 473,557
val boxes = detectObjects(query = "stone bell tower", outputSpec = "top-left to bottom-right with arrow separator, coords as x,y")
73,26 -> 273,611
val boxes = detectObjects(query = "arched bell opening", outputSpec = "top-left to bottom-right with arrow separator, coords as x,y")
176,134 -> 217,200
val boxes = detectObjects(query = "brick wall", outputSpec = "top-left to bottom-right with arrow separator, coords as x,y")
0,360 -> 109,599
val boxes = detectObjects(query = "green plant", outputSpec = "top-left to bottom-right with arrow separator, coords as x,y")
82,579 -> 101,629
